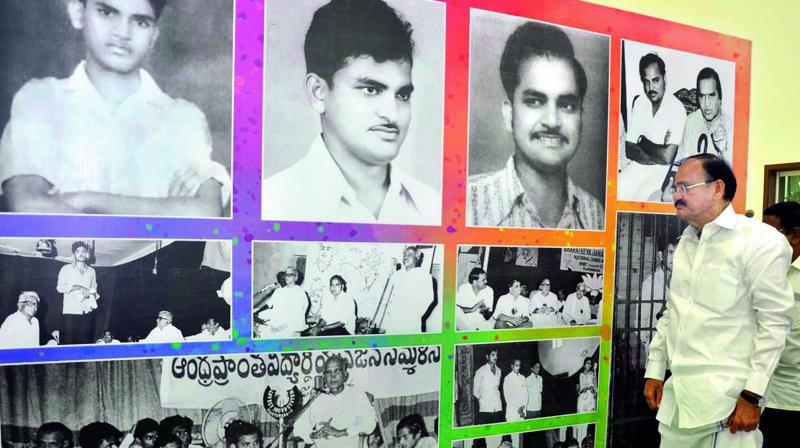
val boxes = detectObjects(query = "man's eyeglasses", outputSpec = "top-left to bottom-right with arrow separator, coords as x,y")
670,179 -> 715,195
20,301 -> 38,307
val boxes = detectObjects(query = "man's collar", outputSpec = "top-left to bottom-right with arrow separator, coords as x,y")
64,61 -> 170,108
499,156 -> 583,217
709,203 -> 737,230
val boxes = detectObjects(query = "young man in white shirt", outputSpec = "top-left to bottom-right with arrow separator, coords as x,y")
0,0 -> 230,217
455,268 -> 494,331
472,349 -> 502,425
56,240 -> 98,345
262,0 -> 440,225
643,154 -> 794,447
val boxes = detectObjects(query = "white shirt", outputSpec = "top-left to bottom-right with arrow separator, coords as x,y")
472,363 -> 502,412
619,93 -> 687,201
262,135 -> 441,225
492,293 -> 530,321
502,371 -> 528,421
142,324 -> 184,343
382,267 -> 436,334
677,109 -> 733,166
185,328 -> 231,342
766,256 -> 800,411
455,284 -> 494,331
0,311 -> 39,349
293,384 -> 376,448
530,291 -> 559,311
526,373 -> 543,412
562,293 -> 590,325
261,284 -> 308,338
0,62 -> 231,208
645,205 -> 794,428
318,292 -> 357,335
56,263 -> 97,315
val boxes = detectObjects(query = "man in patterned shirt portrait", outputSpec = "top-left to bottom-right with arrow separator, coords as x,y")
467,20 -> 604,230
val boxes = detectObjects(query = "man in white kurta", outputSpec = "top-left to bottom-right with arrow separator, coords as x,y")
561,284 -> 591,326
473,350 -> 503,424
260,267 -> 309,338
526,362 -> 543,419
643,155 -> 794,447
529,279 -> 561,327
382,247 -> 438,334
142,311 -> 185,343
502,359 -> 528,422
492,280 -> 530,329
294,356 -> 376,448
0,291 -> 41,349
456,268 -> 494,331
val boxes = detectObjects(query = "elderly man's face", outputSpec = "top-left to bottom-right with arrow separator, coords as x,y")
156,316 -> 170,329
323,358 -> 348,394
402,248 -> 417,269
672,158 -> 721,226
19,298 -> 39,318
284,270 -> 297,286
505,55 -> 582,173
539,279 -> 551,293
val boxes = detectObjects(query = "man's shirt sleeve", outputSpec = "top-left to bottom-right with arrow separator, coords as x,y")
741,228 -> 794,395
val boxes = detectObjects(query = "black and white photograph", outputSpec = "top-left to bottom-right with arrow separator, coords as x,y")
452,424 -> 597,448
617,40 -> 736,203
453,338 -> 600,429
455,246 -> 604,332
261,0 -> 445,225
466,10 -> 609,230
0,346 -> 442,448
0,238 -> 232,348
0,0 -> 234,218
252,241 -> 443,338
607,212 -> 687,447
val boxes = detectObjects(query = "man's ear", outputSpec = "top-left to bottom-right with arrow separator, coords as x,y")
788,227 -> 800,246
501,99 -> 513,133
67,0 -> 86,30
305,73 -> 329,115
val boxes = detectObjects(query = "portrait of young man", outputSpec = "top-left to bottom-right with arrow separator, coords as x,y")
261,0 -> 444,225
0,0 -> 233,217
466,11 -> 609,230
616,40 -> 736,203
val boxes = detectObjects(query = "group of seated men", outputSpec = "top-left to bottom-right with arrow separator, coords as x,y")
456,268 -> 602,331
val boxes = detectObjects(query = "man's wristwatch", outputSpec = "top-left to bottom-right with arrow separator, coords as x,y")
740,390 -> 765,407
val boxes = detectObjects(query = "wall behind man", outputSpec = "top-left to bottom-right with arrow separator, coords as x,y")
585,0 -> 800,217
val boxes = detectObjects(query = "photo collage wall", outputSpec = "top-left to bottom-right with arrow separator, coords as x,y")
0,1 -> 751,448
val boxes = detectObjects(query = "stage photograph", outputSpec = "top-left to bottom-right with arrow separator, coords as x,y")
0,345 -> 442,448
455,246 -> 604,332
452,423 -> 596,448
453,338 -> 600,429
252,241 -> 443,338
0,238 -> 232,348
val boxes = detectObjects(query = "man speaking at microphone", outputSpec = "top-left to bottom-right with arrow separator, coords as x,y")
293,355 -> 377,448
643,154 -> 794,447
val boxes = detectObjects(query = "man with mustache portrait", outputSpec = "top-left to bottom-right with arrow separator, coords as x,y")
618,52 -> 687,202
261,0 -> 441,225
467,20 -> 605,230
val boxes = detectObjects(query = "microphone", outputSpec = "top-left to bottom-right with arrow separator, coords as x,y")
256,283 -> 278,295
